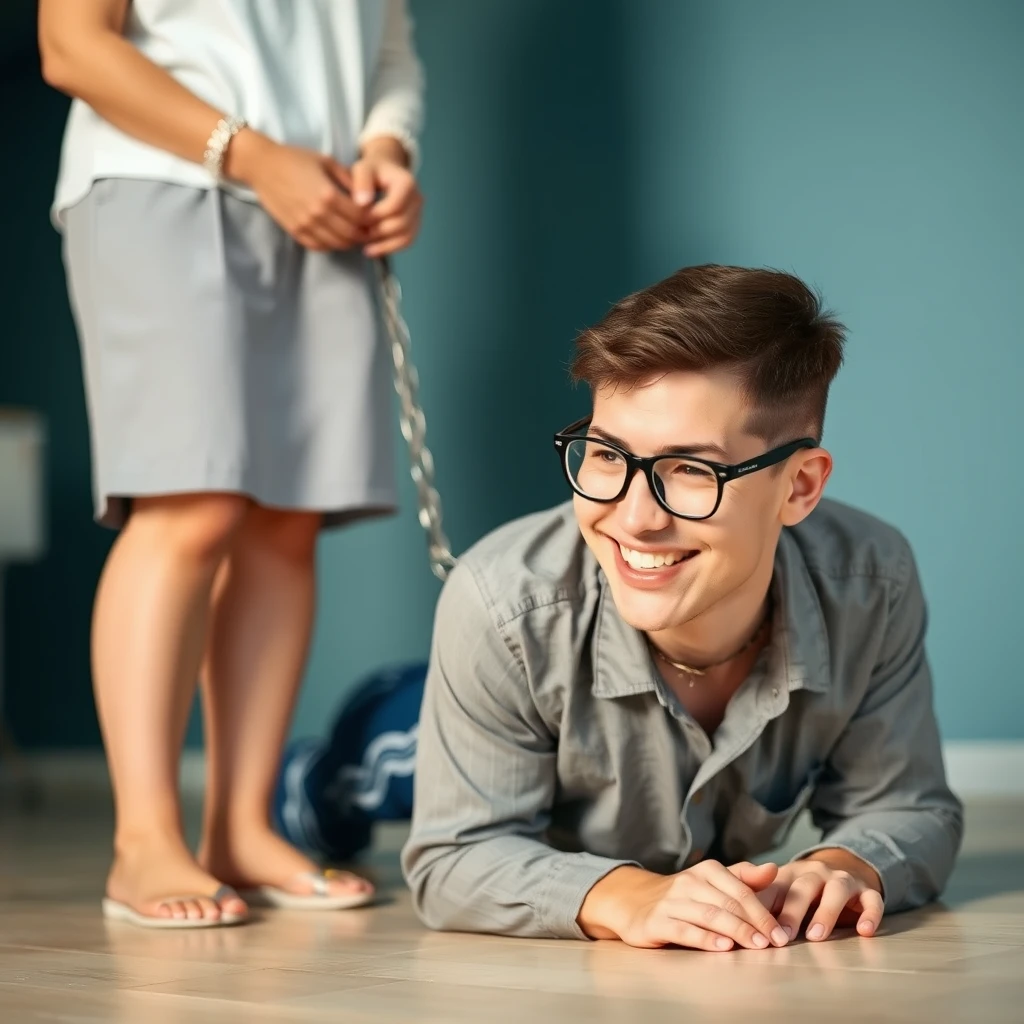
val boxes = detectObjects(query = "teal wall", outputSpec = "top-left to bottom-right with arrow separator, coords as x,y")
623,0 -> 1023,739
1,15 -> 112,748
1,0 -> 1020,747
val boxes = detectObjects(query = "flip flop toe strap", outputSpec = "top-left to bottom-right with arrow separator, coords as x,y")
292,872 -> 331,896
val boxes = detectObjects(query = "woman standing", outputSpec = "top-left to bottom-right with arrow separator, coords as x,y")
40,0 -> 424,928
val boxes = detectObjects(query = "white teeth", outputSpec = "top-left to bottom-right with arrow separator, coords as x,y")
619,543 -> 686,570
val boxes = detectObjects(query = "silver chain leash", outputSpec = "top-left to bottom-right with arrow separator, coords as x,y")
375,258 -> 457,581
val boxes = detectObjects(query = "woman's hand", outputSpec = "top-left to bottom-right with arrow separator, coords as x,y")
228,132 -> 372,252
350,136 -> 424,258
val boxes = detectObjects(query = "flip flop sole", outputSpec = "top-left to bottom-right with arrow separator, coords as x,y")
239,887 -> 375,911
102,898 -> 248,928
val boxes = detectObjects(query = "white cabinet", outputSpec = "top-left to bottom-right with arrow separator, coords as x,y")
0,409 -> 46,561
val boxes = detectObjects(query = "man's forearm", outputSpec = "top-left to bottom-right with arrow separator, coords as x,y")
577,866 -> 663,939
404,833 -> 638,939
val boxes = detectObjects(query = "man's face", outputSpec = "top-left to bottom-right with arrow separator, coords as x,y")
573,370 -> 823,635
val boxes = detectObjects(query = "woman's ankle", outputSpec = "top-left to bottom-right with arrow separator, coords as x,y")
202,800 -> 274,842
113,821 -> 189,858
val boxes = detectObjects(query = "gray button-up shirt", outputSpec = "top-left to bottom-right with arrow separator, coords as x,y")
402,498 -> 964,939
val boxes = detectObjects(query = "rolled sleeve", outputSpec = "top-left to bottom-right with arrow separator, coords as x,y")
359,0 -> 425,168
401,563 -> 636,938
793,542 -> 964,912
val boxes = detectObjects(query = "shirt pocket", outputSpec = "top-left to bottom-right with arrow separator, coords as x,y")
719,768 -> 822,863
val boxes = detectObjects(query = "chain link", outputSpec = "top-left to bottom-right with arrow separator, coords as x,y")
375,258 -> 457,581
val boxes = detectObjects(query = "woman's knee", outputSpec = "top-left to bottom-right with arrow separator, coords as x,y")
130,493 -> 252,565
243,507 -> 322,563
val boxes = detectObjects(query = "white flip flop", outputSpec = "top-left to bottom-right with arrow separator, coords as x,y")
101,884 -> 248,929
241,870 -> 375,911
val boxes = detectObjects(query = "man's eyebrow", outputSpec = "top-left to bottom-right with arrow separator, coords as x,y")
587,426 -> 731,461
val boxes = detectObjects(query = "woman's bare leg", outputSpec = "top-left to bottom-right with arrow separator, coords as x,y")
197,506 -> 371,900
96,493 -> 251,922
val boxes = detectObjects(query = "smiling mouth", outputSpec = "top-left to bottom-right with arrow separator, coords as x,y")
617,542 -> 698,571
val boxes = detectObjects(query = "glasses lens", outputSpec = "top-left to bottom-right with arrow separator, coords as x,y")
653,457 -> 720,517
565,438 -> 627,500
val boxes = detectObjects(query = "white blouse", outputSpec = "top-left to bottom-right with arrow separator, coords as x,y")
52,0 -> 424,226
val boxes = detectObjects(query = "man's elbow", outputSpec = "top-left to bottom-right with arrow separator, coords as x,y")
939,799 -> 966,886
401,845 -> 461,932
409,886 -> 459,933
905,803 -> 965,908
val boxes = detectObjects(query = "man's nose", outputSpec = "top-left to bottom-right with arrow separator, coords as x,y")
615,468 -> 673,536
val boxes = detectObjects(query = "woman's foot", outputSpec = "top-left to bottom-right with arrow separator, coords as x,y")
106,833 -> 249,923
199,823 -> 374,904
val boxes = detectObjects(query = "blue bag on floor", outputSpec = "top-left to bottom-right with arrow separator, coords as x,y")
272,662 -> 426,862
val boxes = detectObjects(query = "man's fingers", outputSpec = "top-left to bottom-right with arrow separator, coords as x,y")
661,917 -> 735,952
664,899 -> 767,950
777,874 -> 824,939
855,888 -> 885,937
686,886 -> 781,950
755,882 -> 785,917
805,875 -> 857,941
727,860 -> 779,889
696,862 -> 788,946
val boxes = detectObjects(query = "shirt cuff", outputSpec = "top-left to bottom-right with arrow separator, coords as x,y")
791,828 -> 911,910
539,853 -> 640,940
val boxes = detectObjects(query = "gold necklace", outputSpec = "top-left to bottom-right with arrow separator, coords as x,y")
648,606 -> 772,688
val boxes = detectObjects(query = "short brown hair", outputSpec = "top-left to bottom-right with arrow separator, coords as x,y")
571,264 -> 846,442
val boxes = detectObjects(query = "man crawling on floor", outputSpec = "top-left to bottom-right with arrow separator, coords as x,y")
400,264 -> 963,950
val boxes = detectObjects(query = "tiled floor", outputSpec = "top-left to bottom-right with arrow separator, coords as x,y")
1,787 -> 1022,1023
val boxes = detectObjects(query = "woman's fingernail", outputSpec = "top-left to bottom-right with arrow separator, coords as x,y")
716,936 -> 732,950
783,926 -> 794,940
771,927 -> 789,946
354,191 -> 374,205
752,933 -> 769,948
808,924 -> 825,941
860,920 -> 876,935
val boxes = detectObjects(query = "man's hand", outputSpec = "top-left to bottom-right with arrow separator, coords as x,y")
350,136 -> 423,258
748,850 -> 885,941
578,861 -> 791,951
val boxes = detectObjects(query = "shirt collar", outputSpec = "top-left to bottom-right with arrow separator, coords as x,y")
590,526 -> 832,700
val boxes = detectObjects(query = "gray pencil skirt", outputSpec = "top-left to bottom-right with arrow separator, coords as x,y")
61,178 -> 396,530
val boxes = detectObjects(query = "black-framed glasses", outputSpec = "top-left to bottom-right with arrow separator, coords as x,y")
553,417 -> 818,521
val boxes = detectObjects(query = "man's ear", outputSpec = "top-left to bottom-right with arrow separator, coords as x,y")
780,448 -> 832,527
